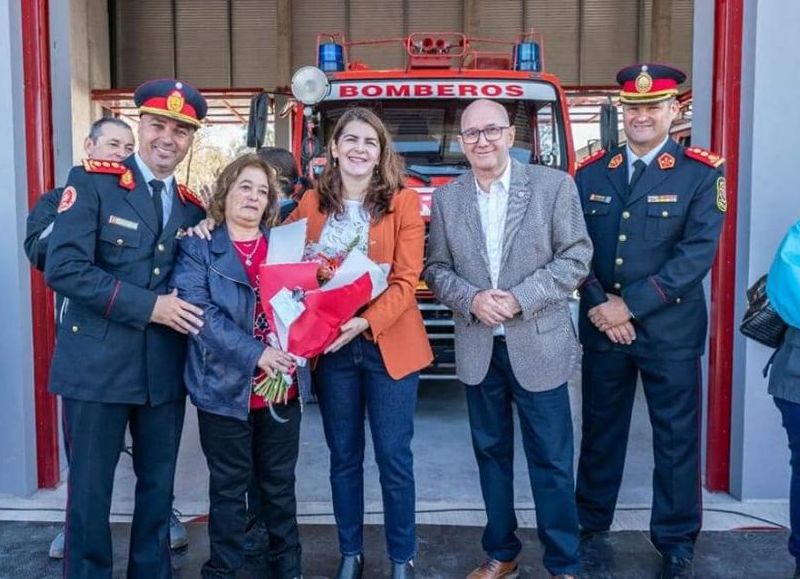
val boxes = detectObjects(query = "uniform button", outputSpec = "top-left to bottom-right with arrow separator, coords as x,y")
153,267 -> 161,276
676,298 -> 682,304
116,238 -> 124,245
71,325 -> 79,333
618,234 -> 627,242
613,282 -> 621,290
157,243 -> 166,252
622,211 -> 631,219
591,209 -> 597,215
662,210 -> 669,217
615,257 -> 624,266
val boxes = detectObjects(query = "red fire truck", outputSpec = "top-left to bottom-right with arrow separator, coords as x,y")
282,32 -> 576,379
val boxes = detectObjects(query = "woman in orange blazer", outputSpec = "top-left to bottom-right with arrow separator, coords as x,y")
286,107 -> 432,579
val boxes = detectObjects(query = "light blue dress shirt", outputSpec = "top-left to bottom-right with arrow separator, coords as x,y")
134,153 -> 175,227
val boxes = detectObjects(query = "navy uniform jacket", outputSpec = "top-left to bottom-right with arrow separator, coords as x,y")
575,138 -> 726,360
44,156 -> 205,405
24,187 -> 62,272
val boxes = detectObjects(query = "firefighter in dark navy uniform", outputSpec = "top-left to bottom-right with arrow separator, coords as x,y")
44,79 -> 207,579
574,64 -> 726,579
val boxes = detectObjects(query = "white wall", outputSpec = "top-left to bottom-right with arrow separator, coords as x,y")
0,0 -> 39,496
729,0 -> 800,499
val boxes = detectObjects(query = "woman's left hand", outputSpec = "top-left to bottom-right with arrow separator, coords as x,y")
324,317 -> 369,354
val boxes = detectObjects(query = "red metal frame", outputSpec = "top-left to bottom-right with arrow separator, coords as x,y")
706,0 -> 744,492
22,0 -> 59,488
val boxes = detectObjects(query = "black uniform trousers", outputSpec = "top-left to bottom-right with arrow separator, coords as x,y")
62,397 -> 185,579
576,349 -> 702,559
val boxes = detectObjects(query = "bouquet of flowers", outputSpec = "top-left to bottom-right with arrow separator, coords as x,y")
252,219 -> 388,403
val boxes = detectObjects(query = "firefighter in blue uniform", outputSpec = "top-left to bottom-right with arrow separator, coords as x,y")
45,79 -> 207,579
574,64 -> 726,579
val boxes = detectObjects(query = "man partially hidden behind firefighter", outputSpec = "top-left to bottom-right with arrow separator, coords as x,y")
424,98 -> 592,579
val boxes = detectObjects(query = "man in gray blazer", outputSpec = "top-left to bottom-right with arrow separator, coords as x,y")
424,99 -> 592,579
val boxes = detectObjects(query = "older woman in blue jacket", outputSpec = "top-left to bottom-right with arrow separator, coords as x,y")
172,153 -> 301,579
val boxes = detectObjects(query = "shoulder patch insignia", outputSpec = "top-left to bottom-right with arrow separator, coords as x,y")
608,153 -> 624,170
58,186 -> 77,213
82,158 -> 127,175
657,153 -> 676,170
685,147 -> 725,168
576,148 -> 606,171
716,176 -> 727,212
177,184 -> 206,210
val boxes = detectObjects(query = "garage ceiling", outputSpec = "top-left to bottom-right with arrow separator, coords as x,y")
113,0 -> 694,90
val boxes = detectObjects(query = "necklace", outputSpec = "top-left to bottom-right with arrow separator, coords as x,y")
232,234 -> 262,266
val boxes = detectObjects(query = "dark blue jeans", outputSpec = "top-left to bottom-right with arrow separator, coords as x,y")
465,339 -> 580,576
774,396 -> 800,566
314,336 -> 419,564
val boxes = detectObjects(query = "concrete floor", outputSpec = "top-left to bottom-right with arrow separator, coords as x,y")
0,379 -> 790,535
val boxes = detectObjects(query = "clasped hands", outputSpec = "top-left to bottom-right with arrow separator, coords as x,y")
588,293 -> 637,345
470,289 -> 521,327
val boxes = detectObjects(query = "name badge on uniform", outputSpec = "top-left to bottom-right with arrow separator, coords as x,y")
589,193 -> 612,204
646,194 -> 679,203
108,215 -> 139,230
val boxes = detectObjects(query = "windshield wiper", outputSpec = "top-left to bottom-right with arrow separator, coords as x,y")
404,165 -> 432,185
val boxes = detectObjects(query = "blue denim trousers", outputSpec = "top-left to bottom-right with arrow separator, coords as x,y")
465,338 -> 580,576
774,396 -> 800,566
314,336 -> 419,563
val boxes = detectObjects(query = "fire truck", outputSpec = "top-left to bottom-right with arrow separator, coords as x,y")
278,32 -> 576,380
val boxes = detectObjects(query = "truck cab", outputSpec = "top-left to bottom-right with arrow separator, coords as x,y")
284,32 -> 575,379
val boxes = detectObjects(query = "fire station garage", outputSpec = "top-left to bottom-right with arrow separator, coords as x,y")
0,0 -> 798,576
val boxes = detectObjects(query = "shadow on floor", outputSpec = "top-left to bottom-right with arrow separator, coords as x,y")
0,521 -> 793,578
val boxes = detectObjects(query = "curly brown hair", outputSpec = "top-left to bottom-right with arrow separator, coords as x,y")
317,107 -> 405,221
207,153 -> 281,227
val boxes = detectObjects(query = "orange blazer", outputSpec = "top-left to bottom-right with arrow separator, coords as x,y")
285,188 -> 433,379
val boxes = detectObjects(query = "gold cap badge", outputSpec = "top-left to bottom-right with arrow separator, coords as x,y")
167,90 -> 185,113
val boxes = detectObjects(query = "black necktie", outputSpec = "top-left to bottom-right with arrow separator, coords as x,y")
628,159 -> 647,195
149,179 -> 165,235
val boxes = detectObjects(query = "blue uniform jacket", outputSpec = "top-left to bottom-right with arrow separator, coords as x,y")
44,156 -> 205,404
576,139 -> 726,359
25,187 -> 62,272
171,225 -> 269,421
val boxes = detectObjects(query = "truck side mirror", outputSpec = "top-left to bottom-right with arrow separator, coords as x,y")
247,93 -> 270,148
599,102 -> 619,151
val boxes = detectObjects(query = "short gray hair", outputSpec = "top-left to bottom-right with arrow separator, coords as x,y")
87,117 -> 132,143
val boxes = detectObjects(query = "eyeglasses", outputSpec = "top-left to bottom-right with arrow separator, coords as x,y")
460,125 -> 510,144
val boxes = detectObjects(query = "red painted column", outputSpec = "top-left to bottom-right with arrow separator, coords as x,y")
706,0 -> 744,492
21,0 -> 59,488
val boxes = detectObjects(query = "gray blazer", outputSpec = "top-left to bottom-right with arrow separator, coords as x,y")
423,159 -> 593,391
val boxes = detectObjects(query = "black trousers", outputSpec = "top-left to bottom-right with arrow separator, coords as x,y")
62,397 -> 185,579
198,401 -> 301,578
576,349 -> 702,559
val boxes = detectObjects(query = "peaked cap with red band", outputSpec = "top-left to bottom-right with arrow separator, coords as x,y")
616,63 -> 687,104
134,79 -> 207,128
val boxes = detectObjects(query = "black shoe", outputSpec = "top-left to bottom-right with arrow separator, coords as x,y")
335,554 -> 364,579
660,554 -> 693,579
579,526 -> 609,542
244,520 -> 269,557
391,560 -> 415,579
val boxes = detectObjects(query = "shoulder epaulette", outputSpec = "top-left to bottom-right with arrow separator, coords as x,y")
684,146 -> 725,168
82,159 -> 136,190
576,148 -> 607,171
82,158 -> 126,175
177,184 -> 206,210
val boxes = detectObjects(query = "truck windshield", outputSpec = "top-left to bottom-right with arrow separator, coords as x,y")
318,98 -> 566,176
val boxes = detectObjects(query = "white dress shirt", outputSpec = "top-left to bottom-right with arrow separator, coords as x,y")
475,160 -> 511,335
